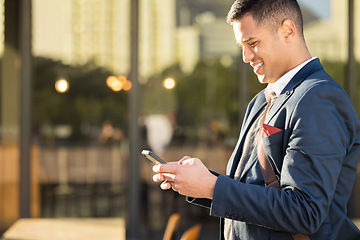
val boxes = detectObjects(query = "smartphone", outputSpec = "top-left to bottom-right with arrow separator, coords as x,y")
141,150 -> 167,165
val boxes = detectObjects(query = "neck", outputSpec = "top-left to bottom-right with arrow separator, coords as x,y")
286,42 -> 312,70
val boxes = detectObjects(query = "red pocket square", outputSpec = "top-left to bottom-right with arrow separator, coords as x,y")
262,124 -> 282,138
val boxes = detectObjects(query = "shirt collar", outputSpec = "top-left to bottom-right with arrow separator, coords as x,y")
267,57 -> 317,99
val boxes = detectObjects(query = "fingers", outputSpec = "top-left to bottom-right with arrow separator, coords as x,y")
152,173 -> 174,191
152,156 -> 196,193
171,183 -> 178,192
152,173 -> 175,182
152,156 -> 194,173
152,173 -> 163,182
152,162 -> 179,174
160,180 -> 177,192
152,174 -> 174,190
160,180 -> 172,190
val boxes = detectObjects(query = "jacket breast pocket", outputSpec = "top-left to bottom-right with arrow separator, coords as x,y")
262,129 -> 284,175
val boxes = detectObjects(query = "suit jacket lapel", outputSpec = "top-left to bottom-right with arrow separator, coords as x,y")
266,92 -> 291,123
228,93 -> 267,178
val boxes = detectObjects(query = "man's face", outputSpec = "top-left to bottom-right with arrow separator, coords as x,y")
232,14 -> 289,84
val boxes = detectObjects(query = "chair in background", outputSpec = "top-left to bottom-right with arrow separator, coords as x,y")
180,224 -> 202,240
163,213 -> 181,240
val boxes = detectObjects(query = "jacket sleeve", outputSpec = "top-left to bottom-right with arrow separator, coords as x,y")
210,81 -> 360,234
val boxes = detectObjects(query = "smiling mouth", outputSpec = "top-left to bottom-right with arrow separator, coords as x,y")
251,61 -> 264,74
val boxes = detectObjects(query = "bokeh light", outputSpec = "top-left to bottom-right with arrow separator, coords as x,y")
107,75 -> 132,92
123,80 -> 132,91
107,76 -> 123,91
163,77 -> 176,90
55,78 -> 69,93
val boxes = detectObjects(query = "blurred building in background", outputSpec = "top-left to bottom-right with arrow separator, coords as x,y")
304,0 -> 360,61
33,0 -> 130,76
32,0 -> 199,82
31,0 -> 360,79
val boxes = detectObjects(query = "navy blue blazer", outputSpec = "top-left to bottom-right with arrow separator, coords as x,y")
188,59 -> 360,239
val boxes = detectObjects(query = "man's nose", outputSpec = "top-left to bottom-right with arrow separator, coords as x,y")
242,47 -> 254,63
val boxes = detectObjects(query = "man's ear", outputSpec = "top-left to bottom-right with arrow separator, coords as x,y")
281,19 -> 296,41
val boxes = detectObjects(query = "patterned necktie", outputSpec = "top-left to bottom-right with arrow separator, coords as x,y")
264,87 -> 278,119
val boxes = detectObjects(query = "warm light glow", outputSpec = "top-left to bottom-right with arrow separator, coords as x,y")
118,76 -> 127,85
55,78 -> 69,93
106,75 -> 132,92
163,77 -> 175,89
123,80 -> 132,91
107,76 -> 123,91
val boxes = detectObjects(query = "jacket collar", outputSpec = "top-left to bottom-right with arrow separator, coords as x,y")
282,58 -> 323,94
265,58 -> 323,124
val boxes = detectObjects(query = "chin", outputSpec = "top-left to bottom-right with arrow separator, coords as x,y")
257,75 -> 275,84
257,75 -> 267,84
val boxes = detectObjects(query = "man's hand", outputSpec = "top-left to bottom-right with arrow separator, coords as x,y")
152,156 -> 217,199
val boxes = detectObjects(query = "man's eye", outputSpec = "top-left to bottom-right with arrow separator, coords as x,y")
249,42 -> 257,47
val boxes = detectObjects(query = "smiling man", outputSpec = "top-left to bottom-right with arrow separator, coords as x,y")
153,0 -> 360,239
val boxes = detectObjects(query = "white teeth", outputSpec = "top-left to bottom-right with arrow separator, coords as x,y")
253,62 -> 263,68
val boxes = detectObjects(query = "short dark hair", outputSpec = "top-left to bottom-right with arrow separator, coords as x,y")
227,0 -> 304,37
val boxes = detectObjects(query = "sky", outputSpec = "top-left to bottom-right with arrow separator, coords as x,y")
298,0 -> 330,19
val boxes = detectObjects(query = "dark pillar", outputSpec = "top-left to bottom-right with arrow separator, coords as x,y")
127,0 -> 141,239
19,0 -> 32,219
346,0 -> 358,219
345,0 -> 356,105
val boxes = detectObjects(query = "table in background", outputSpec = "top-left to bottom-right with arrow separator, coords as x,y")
2,218 -> 125,240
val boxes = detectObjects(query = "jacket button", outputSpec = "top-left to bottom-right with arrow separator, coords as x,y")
225,213 -> 231,218
285,91 -> 290,96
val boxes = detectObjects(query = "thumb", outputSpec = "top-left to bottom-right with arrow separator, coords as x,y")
178,156 -> 191,165
180,157 -> 197,166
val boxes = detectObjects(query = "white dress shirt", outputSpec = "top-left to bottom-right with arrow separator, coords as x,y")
266,57 -> 317,100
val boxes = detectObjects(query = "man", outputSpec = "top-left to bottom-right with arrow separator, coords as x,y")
153,0 -> 360,239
